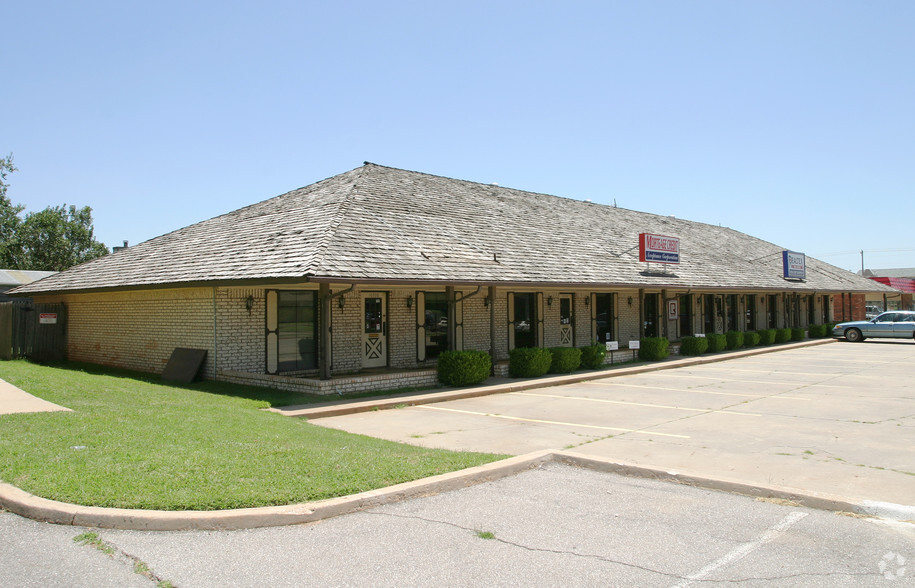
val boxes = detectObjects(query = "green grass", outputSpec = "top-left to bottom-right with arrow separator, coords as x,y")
0,360 -> 506,511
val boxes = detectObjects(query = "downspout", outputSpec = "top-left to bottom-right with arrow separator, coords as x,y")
489,285 -> 496,374
213,286 -> 218,381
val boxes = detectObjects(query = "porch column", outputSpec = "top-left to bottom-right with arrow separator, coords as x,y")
320,282 -> 332,380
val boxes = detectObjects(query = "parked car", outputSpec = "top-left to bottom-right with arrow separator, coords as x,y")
832,311 -> 915,342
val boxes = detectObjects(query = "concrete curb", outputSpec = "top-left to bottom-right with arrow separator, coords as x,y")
0,451 -> 555,531
3,447 -> 912,531
273,339 -> 836,420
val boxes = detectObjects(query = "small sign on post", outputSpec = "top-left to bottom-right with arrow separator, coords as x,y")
605,341 -> 619,351
39,313 -> 58,325
629,340 -> 641,349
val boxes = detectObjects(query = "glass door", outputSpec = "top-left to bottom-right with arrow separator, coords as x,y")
362,293 -> 387,368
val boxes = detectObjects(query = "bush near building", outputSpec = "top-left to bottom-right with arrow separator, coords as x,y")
579,343 -> 607,369
744,331 -> 761,347
638,337 -> 669,361
790,327 -> 806,341
725,330 -> 745,350
548,347 -> 582,374
509,347 -> 553,378
679,336 -> 709,356
775,328 -> 792,343
706,333 -> 728,352
757,329 -> 777,345
437,350 -> 492,387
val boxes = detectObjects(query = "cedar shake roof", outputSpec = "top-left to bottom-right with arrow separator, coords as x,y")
12,163 -> 895,295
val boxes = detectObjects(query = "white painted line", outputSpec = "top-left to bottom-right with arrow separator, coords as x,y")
418,406 -> 691,438
652,373 -> 850,389
509,392 -> 760,416
584,381 -> 810,400
672,511 -> 808,588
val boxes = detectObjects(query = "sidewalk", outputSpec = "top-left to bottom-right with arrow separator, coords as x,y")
0,378 -> 70,415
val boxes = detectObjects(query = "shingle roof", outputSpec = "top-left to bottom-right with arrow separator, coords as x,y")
12,163 -> 894,295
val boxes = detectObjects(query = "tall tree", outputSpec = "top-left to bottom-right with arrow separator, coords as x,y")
0,154 -> 24,267
17,205 -> 110,271
0,154 -> 109,271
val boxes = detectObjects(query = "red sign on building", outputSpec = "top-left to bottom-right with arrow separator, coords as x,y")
639,233 -> 680,264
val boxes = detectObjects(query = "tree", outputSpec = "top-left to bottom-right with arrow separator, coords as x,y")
0,154 -> 109,271
17,204 -> 110,271
0,154 -> 24,267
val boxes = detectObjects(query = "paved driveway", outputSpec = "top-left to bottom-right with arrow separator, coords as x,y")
314,341 -> 915,508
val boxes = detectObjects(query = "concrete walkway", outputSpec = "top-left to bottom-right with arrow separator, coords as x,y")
0,377 -> 70,415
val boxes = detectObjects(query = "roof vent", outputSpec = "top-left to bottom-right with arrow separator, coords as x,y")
112,240 -> 129,253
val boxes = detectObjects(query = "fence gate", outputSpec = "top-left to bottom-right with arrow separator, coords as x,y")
1,301 -> 67,362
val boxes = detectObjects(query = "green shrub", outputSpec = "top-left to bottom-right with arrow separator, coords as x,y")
638,337 -> 669,361
679,336 -> 708,356
725,330 -> 744,350
579,343 -> 607,369
706,333 -> 727,352
808,324 -> 828,338
790,327 -> 805,341
757,329 -> 776,345
775,328 -> 791,343
437,350 -> 492,386
548,347 -> 582,374
509,347 -> 553,378
744,331 -> 761,347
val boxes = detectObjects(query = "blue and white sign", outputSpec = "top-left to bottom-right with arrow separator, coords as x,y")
782,251 -> 806,280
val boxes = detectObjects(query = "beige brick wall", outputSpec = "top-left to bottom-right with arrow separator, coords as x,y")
44,287 -> 216,377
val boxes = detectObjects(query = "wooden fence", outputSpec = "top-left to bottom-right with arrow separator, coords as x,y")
0,301 -> 67,362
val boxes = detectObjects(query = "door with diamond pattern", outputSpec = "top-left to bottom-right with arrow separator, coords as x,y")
362,293 -> 387,368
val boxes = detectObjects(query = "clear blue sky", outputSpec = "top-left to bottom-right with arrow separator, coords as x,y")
3,1 -> 913,273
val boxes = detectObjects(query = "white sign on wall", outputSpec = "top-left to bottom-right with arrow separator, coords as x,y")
39,313 -> 58,325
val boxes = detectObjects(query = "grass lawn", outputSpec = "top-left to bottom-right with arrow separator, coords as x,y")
0,360 -> 506,511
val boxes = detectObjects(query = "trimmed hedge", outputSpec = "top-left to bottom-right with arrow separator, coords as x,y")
679,336 -> 708,356
775,328 -> 792,343
725,330 -> 744,350
509,347 -> 553,378
808,324 -> 829,338
579,343 -> 607,369
549,346 -> 582,374
437,350 -> 492,387
744,331 -> 761,347
790,327 -> 806,341
638,337 -> 669,361
757,329 -> 776,345
706,333 -> 727,352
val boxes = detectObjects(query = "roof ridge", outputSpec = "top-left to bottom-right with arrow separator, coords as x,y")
309,167 -> 363,274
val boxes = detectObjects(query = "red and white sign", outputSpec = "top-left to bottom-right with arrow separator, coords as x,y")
639,233 -> 680,264
39,313 -> 58,325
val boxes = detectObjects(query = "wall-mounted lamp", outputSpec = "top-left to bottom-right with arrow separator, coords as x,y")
406,296 -> 413,309
627,296 -> 633,306
547,296 -> 553,307
245,295 -> 254,313
584,297 -> 590,306
337,296 -> 345,310
484,296 -> 491,307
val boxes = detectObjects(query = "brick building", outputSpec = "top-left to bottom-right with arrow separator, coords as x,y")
10,163 -> 897,394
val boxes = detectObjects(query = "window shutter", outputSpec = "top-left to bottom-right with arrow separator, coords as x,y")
266,290 -> 278,374
507,293 -> 515,350
536,292 -> 545,348
416,292 -> 426,362
454,292 -> 464,351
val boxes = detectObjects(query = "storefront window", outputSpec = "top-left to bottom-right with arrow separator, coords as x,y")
277,291 -> 317,373
595,293 -> 614,342
644,293 -> 659,337
514,293 -> 537,348
424,292 -> 448,359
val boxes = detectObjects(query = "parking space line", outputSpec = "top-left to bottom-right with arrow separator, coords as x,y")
584,381 -> 810,400
509,392 -> 761,416
418,406 -> 691,438
672,511 -> 808,588
651,373 -> 850,389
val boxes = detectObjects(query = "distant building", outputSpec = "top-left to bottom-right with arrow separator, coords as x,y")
0,270 -> 57,302
10,163 -> 896,394
860,268 -> 915,312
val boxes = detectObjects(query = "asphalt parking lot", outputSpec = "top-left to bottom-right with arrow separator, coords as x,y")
314,340 -> 915,509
